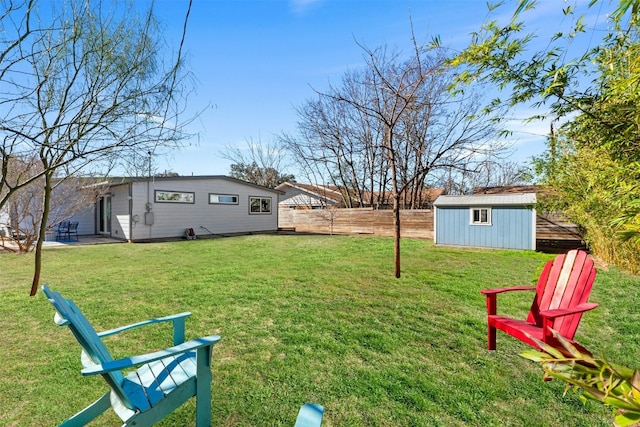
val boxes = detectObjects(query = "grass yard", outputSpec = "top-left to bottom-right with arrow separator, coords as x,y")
1,235 -> 639,426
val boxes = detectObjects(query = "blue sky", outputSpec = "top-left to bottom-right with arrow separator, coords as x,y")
151,0 -> 603,178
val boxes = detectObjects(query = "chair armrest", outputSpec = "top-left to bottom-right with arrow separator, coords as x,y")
97,312 -> 192,345
539,303 -> 599,320
482,286 -> 537,316
480,286 -> 536,295
81,334 -> 221,376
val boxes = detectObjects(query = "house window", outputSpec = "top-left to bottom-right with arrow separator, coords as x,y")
470,207 -> 491,225
155,190 -> 195,204
250,196 -> 272,214
209,194 -> 238,204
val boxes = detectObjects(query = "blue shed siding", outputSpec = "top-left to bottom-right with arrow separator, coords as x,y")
436,206 -> 534,250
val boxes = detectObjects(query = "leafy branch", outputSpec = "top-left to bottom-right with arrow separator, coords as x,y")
522,330 -> 640,427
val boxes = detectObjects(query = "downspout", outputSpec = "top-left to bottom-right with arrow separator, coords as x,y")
146,151 -> 154,240
129,182 -> 133,242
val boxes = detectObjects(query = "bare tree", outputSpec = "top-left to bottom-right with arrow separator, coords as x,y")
221,137 -> 295,188
1,155 -> 107,252
284,38 -> 504,277
435,158 -> 532,195
0,156 -> 43,252
0,0 -> 194,294
281,75 -> 389,208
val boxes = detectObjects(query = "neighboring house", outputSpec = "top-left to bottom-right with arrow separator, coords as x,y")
66,175 -> 283,242
434,193 -> 538,250
276,182 -> 343,209
277,181 -> 444,210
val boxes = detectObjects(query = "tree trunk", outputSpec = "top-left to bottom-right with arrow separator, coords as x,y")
386,126 -> 402,278
393,194 -> 401,278
30,172 -> 53,296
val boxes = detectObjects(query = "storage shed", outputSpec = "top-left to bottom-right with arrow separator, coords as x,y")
433,193 -> 537,250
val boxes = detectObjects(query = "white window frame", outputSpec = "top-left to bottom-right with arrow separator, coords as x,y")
470,207 -> 492,226
249,196 -> 272,214
209,194 -> 239,205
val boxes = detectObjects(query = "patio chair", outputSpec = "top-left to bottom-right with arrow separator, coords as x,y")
481,249 -> 598,353
42,285 -> 324,426
55,221 -> 70,241
43,285 -> 221,426
67,221 -> 79,241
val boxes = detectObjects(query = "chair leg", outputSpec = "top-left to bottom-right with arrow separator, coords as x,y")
487,325 -> 496,350
195,346 -> 213,427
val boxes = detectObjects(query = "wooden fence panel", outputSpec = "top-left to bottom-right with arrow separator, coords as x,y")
279,208 -> 434,239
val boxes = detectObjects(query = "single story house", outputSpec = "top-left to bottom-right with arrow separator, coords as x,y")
69,175 -> 283,242
433,193 -> 537,250
276,182 -> 344,209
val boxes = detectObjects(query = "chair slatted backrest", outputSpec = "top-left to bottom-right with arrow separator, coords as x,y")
526,250 -> 597,340
42,286 -> 135,410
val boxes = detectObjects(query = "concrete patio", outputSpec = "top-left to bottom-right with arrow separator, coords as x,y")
0,235 -> 124,252
42,234 -> 124,247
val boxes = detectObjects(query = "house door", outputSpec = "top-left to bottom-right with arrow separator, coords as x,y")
98,196 -> 112,235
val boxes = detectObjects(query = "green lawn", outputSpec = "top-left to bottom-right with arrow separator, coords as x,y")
1,235 -> 638,426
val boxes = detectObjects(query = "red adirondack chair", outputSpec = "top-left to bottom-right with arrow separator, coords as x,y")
481,249 -> 598,352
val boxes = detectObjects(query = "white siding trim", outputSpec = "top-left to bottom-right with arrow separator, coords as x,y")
433,206 -> 438,244
531,207 -> 537,250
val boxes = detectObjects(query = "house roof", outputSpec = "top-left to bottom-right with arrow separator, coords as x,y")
275,182 -> 343,203
277,182 -> 445,207
434,193 -> 537,207
107,175 -> 284,194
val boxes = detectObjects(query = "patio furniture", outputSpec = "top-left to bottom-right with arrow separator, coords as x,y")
295,403 -> 324,427
481,249 -> 598,353
67,221 -> 79,241
55,221 -> 70,240
55,221 -> 79,241
42,285 -> 221,426
42,285 -> 323,426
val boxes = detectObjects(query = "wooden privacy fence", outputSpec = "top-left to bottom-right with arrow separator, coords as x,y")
279,207 -> 584,251
278,208 -> 434,239
535,211 -> 585,252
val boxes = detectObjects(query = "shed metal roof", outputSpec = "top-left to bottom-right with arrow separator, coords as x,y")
433,193 -> 536,207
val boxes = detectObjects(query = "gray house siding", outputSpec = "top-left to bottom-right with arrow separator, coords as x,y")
435,206 -> 535,250
111,184 -> 131,240
73,207 -> 96,236
116,176 -> 280,241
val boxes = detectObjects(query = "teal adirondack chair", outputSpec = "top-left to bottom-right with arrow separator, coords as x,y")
43,285 -> 220,426
43,286 -> 324,426
294,403 -> 324,427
